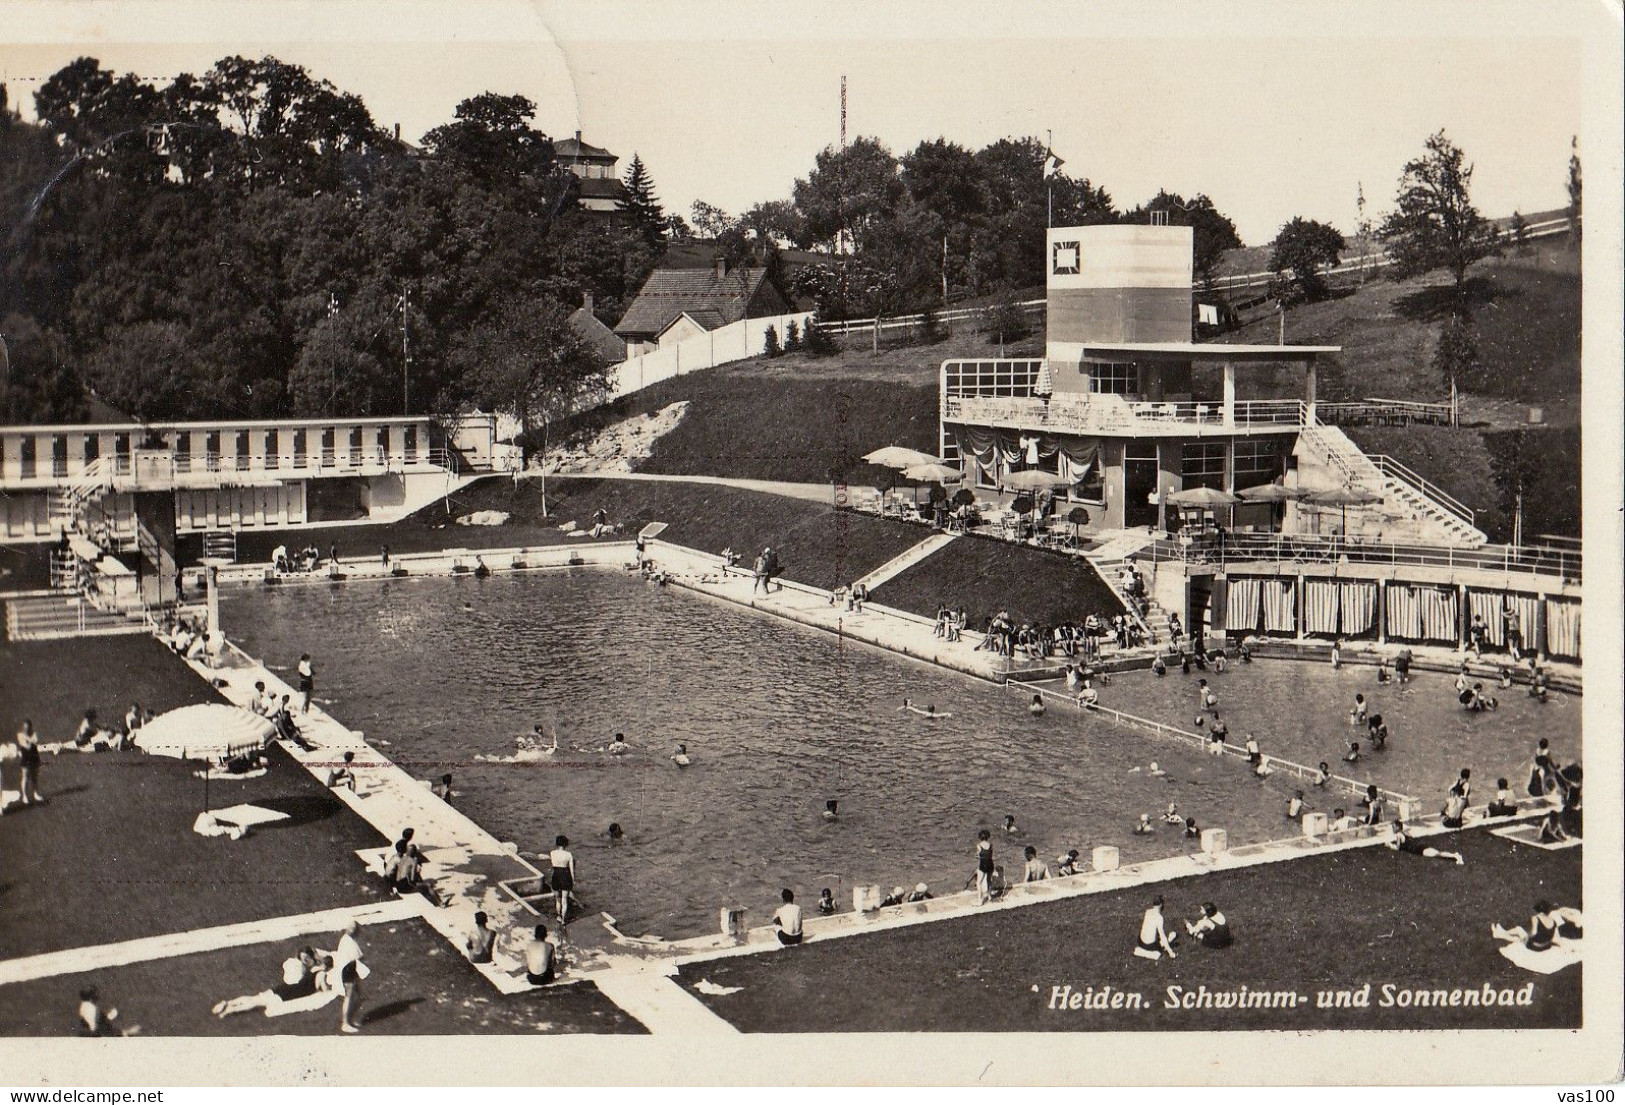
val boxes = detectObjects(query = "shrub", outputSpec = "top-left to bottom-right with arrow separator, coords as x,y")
762,325 -> 781,358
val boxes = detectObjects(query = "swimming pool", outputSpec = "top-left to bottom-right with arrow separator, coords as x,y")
1069,659 -> 1581,806
219,572 -> 1563,939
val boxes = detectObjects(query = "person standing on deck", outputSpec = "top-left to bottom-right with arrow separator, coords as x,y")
297,653 -> 315,714
549,835 -> 577,922
329,920 -> 367,1033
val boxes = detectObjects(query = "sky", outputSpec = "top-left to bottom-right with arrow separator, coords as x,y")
3,0 -> 1604,245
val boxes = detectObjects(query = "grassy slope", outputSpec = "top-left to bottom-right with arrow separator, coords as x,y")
1343,424 -> 1507,542
678,829 -> 1581,1032
217,477 -> 933,593
871,533 -> 1126,627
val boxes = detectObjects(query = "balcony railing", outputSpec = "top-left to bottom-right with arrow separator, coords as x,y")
943,393 -> 1308,434
1,443 -> 457,489
1144,531 -> 1581,583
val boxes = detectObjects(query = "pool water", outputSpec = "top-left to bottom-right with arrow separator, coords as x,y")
219,572 -> 1555,939
1079,661 -> 1581,806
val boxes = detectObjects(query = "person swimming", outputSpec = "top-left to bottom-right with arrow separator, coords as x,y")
1151,655 -> 1167,677
1313,761 -> 1331,787
900,698 -> 951,718
1134,814 -> 1155,835
1028,694 -> 1046,717
1344,741 -> 1361,763
1163,802 -> 1182,825
606,822 -> 624,841
606,733 -> 630,756
1002,814 -> 1019,834
822,799 -> 838,821
1350,693 -> 1367,724
671,743 -> 690,767
1148,761 -> 1166,777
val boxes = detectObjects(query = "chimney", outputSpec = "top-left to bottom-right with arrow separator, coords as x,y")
583,291 -> 594,313
394,123 -> 401,142
575,130 -> 582,143
715,258 -> 727,280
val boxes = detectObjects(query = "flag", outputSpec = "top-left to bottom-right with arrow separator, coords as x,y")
1043,150 -> 1065,179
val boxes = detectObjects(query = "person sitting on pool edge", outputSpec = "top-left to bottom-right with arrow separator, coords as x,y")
1487,779 -> 1518,818
1022,846 -> 1050,882
523,925 -> 557,985
906,882 -> 933,903
772,889 -> 804,946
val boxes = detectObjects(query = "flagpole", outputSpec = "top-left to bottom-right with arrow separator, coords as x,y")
1046,129 -> 1053,228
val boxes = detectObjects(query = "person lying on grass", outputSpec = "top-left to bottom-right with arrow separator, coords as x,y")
213,947 -> 334,1017
1385,819 -> 1464,865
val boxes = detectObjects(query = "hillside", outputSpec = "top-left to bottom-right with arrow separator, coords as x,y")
552,235 -> 1580,541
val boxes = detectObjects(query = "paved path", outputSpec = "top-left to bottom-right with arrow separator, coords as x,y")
852,532 -> 958,591
0,899 -> 423,987
552,470 -> 834,504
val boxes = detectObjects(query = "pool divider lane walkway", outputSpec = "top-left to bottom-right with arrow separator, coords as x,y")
850,531 -> 958,592
0,898 -> 424,987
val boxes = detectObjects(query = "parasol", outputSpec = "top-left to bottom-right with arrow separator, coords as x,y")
134,703 -> 276,761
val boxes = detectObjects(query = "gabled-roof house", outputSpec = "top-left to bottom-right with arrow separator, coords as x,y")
567,293 -> 628,366
614,260 -> 792,351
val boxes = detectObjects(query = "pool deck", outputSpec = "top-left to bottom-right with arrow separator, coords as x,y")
136,534 -> 1570,1033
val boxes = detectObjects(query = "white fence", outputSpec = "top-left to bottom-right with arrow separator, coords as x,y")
607,310 -> 814,399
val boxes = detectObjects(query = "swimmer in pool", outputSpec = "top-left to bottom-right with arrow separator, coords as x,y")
606,733 -> 630,756
822,799 -> 838,821
1134,813 -> 1155,835
1148,761 -> 1166,777
1163,802 -> 1182,825
671,743 -> 690,767
900,699 -> 951,718
1313,762 -> 1331,787
606,822 -> 624,841
1344,741 -> 1361,763
1151,655 -> 1167,677
1029,694 -> 1046,717
1002,814 -> 1019,835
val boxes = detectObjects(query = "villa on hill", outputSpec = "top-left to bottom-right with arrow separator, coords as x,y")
555,131 -> 626,214
614,259 -> 793,355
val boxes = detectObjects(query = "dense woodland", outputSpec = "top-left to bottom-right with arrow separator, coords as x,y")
0,55 -> 1252,425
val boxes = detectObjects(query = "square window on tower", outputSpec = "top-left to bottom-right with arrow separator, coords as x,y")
1052,241 -> 1080,275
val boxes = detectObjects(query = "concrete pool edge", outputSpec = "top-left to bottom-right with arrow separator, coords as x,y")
169,538 -> 1570,1012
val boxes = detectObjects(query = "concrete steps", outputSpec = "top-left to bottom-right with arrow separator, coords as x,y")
4,594 -> 147,641
852,532 -> 958,591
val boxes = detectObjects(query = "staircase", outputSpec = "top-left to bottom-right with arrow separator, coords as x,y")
5,594 -> 147,642
1081,532 -> 1169,646
203,530 -> 238,563
853,532 -> 958,591
46,457 -> 117,536
1299,421 -> 1487,546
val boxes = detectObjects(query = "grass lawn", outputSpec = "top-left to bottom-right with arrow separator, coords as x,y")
676,829 -> 1581,1032
1,635 -> 393,957
0,916 -> 642,1036
206,477 -> 931,594
871,533 -> 1126,627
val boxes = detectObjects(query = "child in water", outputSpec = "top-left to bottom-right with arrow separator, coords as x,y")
1134,813 -> 1155,835
817,888 -> 835,915
1028,694 -> 1046,717
671,743 -> 690,767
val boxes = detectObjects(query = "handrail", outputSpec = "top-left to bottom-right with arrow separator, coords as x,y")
1148,531 -> 1581,582
1371,454 -> 1475,527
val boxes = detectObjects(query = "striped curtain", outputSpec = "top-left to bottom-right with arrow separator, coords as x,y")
1227,578 -> 1262,632
1339,581 -> 1377,637
1467,591 -> 1506,647
1545,599 -> 1580,659
1385,584 -> 1422,639
1418,587 -> 1460,643
1263,580 -> 1297,634
1303,580 -> 1339,635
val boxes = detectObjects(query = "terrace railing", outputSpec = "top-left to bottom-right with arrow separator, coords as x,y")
1141,531 -> 1581,583
943,393 -> 1308,434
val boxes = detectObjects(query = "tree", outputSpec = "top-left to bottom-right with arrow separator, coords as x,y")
423,91 -> 551,178
802,312 -> 837,355
458,297 -> 608,468
1565,135 -> 1581,248
783,318 -> 801,353
791,136 -> 904,255
1508,210 -> 1530,255
1377,129 -> 1499,295
1268,217 -> 1346,302
662,212 -> 692,241
618,152 -> 665,248
762,324 -> 781,358
1434,309 -> 1478,396
1125,191 -> 1242,286
689,200 -> 736,239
